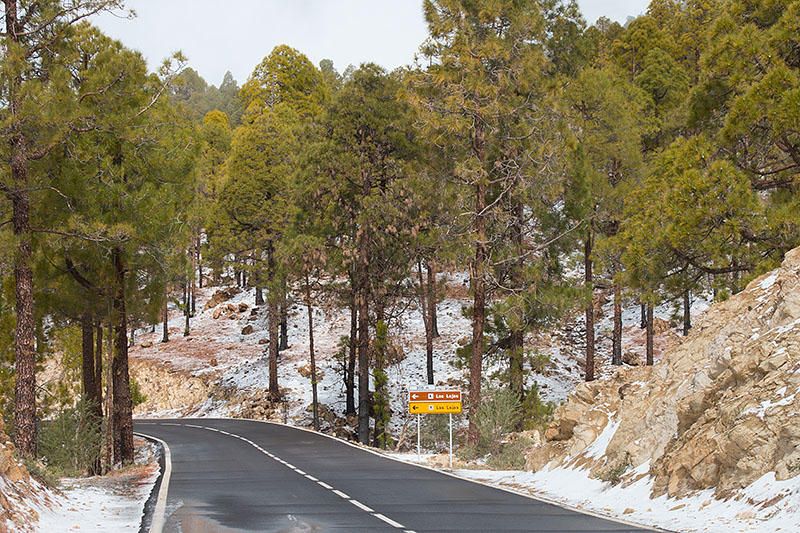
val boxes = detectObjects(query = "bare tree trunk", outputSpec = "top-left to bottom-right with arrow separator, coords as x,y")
105,316 -> 113,469
646,303 -> 654,366
255,286 -> 264,306
612,283 -> 622,365
305,272 -> 319,431
94,318 -> 104,419
357,227 -> 372,445
80,315 -> 101,475
509,197 -> 525,400
267,243 -> 280,401
197,236 -> 203,289
279,302 -> 289,351
111,248 -> 134,465
428,263 -> 439,339
6,0 -> 36,455
468,123 -> 487,445
683,291 -> 691,336
183,281 -> 190,336
584,228 -> 595,382
346,285 -> 357,416
161,290 -> 169,343
640,302 -> 647,329
417,261 -> 434,385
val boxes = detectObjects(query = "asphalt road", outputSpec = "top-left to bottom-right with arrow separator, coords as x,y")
135,419 -> 652,533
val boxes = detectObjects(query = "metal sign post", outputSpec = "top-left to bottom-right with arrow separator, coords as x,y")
417,413 -> 421,461
408,389 -> 462,469
449,413 -> 453,469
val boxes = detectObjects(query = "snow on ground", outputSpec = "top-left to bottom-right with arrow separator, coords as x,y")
382,451 -> 800,532
33,439 -> 159,533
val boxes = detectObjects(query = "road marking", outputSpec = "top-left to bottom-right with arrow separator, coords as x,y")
134,432 -> 172,533
185,424 -> 203,429
374,513 -> 405,528
162,422 -> 181,426
186,423 -> 411,531
349,499 -> 374,513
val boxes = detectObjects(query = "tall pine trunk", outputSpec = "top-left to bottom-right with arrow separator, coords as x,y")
111,248 -> 134,464
468,121 -> 487,444
279,302 -> 289,351
183,281 -> 190,336
428,263 -> 439,339
584,227 -> 595,382
267,243 -> 280,401
305,272 -> 319,431
161,290 -> 169,343
346,286 -> 357,416
612,283 -> 622,365
6,0 -> 36,457
683,291 -> 691,336
417,261 -> 434,385
508,197 -> 525,400
94,318 -> 104,419
357,223 -> 372,445
81,315 -> 99,410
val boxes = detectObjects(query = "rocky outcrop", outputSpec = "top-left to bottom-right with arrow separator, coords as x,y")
0,418 -> 52,531
202,287 -> 242,311
527,248 -> 800,499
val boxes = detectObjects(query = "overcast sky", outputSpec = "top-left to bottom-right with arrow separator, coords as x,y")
92,1 -> 650,87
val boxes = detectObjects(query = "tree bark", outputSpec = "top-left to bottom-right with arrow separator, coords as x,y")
468,121 -> 487,444
197,235 -> 203,289
640,302 -> 647,329
255,286 -> 264,306
183,281 -> 190,336
357,225 -> 372,445
111,248 -> 134,464
279,302 -> 289,351
267,243 -> 280,401
646,303 -> 654,366
417,260 -> 434,385
305,272 -> 319,431
509,197 -> 525,400
683,291 -> 691,336
612,283 -> 622,365
94,318 -> 104,419
81,316 -> 99,410
428,263 -> 439,339
5,0 -> 36,458
161,290 -> 169,343
584,228 -> 595,382
346,286 -> 357,416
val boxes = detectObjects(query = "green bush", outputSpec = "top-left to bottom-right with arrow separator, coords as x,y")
38,399 -> 104,477
486,437 -> 533,470
520,384 -> 556,431
600,452 -> 632,486
420,412 -> 464,452
473,387 -> 521,455
130,377 -> 147,409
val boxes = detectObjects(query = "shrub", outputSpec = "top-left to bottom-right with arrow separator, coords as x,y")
38,399 -> 103,477
520,384 -> 556,431
486,437 -> 533,470
474,387 -> 522,455
600,452 -> 632,486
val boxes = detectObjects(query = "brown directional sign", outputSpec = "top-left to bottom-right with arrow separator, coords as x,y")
408,390 -> 462,414
408,390 -> 461,402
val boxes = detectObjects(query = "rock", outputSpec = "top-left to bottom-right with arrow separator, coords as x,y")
623,352 -> 641,366
652,317 -> 672,335
251,307 -> 260,316
209,357 -> 218,367
427,453 -> 466,469
226,303 -> 237,312
623,508 -> 635,515
457,336 -> 470,346
238,302 -> 249,312
140,341 -> 153,348
241,325 -> 254,335
228,314 -> 237,320
525,246 -> 800,502
202,287 -> 242,311
258,338 -> 268,345
212,307 -> 224,319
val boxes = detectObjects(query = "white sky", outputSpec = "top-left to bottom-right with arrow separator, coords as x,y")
92,1 -> 649,87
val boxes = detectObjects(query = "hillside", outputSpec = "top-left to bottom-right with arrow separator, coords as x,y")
523,247 -> 800,530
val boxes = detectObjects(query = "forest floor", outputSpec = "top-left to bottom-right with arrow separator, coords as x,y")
30,437 -> 158,532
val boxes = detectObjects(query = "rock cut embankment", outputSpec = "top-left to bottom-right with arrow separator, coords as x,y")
528,248 -> 800,499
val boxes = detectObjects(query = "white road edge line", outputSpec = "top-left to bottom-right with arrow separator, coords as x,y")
332,489 -> 350,499
134,432 -> 172,533
349,499 -> 374,513
374,513 -> 405,528
317,481 -> 333,489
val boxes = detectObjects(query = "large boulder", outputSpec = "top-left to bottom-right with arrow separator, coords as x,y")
527,247 -> 800,499
202,287 -> 242,311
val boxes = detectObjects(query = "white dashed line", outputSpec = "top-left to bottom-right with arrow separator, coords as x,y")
374,513 -> 405,528
349,499 -> 374,513
188,423 -> 409,531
